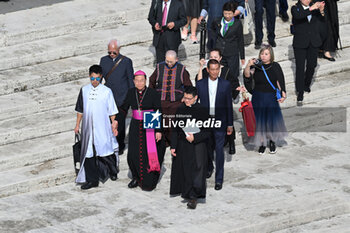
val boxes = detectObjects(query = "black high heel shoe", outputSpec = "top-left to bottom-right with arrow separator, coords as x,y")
323,54 -> 335,62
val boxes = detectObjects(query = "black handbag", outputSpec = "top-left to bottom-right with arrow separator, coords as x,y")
72,133 -> 81,175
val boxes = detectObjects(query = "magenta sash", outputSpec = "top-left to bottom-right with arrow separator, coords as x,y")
132,109 -> 160,173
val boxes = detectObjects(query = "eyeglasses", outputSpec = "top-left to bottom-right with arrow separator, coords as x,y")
108,51 -> 118,55
183,97 -> 194,101
90,77 -> 101,81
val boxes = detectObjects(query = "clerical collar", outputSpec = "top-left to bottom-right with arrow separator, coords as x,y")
137,87 -> 146,94
302,4 -> 310,10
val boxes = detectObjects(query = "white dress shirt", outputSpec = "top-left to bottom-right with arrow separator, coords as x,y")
208,78 -> 218,115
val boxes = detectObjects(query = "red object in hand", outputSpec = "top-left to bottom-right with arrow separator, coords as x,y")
239,94 -> 256,137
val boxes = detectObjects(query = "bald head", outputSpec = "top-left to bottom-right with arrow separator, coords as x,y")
165,50 -> 177,59
108,39 -> 120,59
165,50 -> 178,68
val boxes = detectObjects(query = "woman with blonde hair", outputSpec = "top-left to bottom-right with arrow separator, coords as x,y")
243,45 -> 287,155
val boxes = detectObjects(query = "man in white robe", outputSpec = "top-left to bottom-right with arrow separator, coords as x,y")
74,65 -> 119,190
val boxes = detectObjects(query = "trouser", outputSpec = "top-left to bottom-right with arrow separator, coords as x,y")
84,156 -> 99,183
293,46 -> 318,94
279,0 -> 288,14
222,54 -> 240,81
156,33 -> 179,64
254,0 -> 276,42
116,108 -> 125,151
84,145 -> 118,183
207,129 -> 226,184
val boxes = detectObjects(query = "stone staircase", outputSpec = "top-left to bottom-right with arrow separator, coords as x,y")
0,0 -> 349,232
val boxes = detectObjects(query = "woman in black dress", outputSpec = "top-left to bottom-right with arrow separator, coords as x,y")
243,45 -> 287,155
317,0 -> 341,61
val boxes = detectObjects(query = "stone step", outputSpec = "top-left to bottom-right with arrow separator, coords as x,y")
0,106 -> 75,146
0,0 -> 150,47
0,132 -> 72,171
0,18 -> 153,71
1,71 -> 349,173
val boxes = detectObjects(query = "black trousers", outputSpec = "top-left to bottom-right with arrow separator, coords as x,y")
116,109 -> 125,151
222,54 -> 240,80
84,146 -> 118,183
156,33 -> 179,64
84,156 -> 99,183
279,0 -> 288,14
293,46 -> 318,94
254,0 -> 276,42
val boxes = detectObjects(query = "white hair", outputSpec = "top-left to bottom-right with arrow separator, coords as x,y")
108,39 -> 120,48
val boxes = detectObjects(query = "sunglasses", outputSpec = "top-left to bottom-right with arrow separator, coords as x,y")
90,77 -> 101,81
108,51 -> 118,55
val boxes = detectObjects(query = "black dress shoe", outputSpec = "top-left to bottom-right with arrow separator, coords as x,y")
304,86 -> 311,93
128,179 -> 138,188
268,40 -> 276,47
254,41 -> 262,50
323,54 -> 335,62
81,182 -> 99,190
214,183 -> 222,190
297,92 -> 304,102
206,169 -> 213,179
279,12 -> 289,22
187,199 -> 197,209
110,174 -> 118,181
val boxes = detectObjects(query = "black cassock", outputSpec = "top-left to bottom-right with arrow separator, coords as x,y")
170,103 -> 211,199
121,87 -> 166,191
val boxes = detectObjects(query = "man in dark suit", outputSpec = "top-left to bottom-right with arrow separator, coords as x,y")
196,59 -> 234,191
291,0 -> 325,106
100,39 -> 134,155
148,0 -> 187,64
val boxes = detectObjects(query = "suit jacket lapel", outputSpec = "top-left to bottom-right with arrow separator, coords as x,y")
215,78 -> 221,108
203,78 -> 210,109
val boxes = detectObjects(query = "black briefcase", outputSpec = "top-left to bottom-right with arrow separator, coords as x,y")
72,133 -> 81,175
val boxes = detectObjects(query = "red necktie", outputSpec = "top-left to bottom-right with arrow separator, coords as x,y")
162,2 -> 168,26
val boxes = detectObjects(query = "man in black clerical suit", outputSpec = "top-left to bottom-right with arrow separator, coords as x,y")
291,0 -> 325,106
148,0 -> 187,63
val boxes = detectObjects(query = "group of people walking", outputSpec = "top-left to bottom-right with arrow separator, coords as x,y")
73,0 -> 341,209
